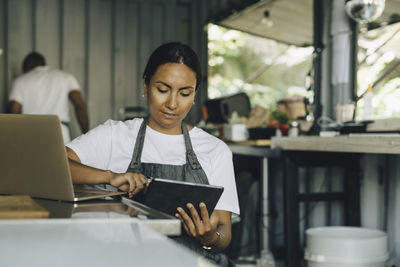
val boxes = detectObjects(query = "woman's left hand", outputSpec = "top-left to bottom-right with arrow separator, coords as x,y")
175,202 -> 220,247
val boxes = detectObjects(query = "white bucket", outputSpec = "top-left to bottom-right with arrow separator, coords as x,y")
305,226 -> 389,267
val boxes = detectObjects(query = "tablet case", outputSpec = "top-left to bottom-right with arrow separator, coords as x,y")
134,178 -> 224,217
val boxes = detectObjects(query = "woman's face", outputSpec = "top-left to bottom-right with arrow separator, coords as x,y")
144,63 -> 197,134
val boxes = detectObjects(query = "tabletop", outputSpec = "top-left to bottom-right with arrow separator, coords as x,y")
271,134 -> 400,154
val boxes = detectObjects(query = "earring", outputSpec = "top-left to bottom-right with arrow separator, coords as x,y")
193,101 -> 195,104
142,94 -> 145,98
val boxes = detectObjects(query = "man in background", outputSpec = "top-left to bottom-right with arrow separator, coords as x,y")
7,52 -> 89,143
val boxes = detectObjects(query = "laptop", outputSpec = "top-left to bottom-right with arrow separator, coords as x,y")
0,114 -> 127,201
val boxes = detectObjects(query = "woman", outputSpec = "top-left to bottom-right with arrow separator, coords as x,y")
66,42 -> 240,254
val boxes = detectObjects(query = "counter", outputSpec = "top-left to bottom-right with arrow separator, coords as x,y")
270,134 -> 400,267
0,196 -> 216,267
32,196 -> 181,236
271,135 -> 400,154
0,219 -> 209,267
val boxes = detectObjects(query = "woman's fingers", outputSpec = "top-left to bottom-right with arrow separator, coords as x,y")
175,213 -> 190,234
118,184 -> 129,192
131,175 -> 146,195
175,203 -> 221,247
187,203 -> 201,223
177,207 -> 197,237
126,173 -> 147,197
187,203 -> 206,235
109,172 -> 146,197
199,202 -> 211,226
177,203 -> 214,238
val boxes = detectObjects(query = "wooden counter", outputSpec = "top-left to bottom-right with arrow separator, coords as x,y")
271,135 -> 400,154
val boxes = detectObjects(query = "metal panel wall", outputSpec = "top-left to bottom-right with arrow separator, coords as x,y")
0,0 -> 224,138
0,0 -> 6,110
6,0 -> 34,92
114,0 -> 140,119
87,0 -> 113,128
35,0 -> 61,69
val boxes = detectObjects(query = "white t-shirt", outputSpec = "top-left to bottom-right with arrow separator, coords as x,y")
67,118 -> 240,215
9,66 -> 80,143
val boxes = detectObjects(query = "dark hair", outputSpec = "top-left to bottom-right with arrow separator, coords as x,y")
143,42 -> 202,91
22,52 -> 46,73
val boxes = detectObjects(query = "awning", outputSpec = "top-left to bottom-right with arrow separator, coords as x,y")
212,0 -> 400,47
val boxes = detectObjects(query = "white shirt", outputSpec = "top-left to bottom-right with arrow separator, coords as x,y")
9,66 -> 80,143
67,118 -> 240,215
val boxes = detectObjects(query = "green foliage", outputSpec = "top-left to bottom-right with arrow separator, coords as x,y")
207,24 -> 313,110
271,109 -> 290,125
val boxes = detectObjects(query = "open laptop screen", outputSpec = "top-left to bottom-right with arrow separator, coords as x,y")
0,114 -> 125,202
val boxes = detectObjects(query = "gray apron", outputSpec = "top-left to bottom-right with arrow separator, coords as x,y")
126,117 -> 209,185
126,118 -> 233,267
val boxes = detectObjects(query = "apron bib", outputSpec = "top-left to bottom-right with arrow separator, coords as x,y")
126,117 -> 209,184
125,118 -> 231,267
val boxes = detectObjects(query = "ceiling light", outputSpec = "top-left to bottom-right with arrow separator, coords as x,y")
261,9 -> 273,28
345,0 -> 385,24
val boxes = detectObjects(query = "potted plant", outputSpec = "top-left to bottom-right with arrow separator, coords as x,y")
269,110 -> 291,136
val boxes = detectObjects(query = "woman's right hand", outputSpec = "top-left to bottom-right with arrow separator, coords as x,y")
108,172 -> 147,198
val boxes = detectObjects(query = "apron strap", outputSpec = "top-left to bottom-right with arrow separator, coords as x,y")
181,123 -> 202,170
127,117 -> 148,172
128,118 -> 208,184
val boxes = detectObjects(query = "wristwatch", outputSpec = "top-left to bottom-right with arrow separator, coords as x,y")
202,230 -> 221,250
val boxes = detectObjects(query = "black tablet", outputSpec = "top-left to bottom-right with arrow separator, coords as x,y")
135,178 -> 224,217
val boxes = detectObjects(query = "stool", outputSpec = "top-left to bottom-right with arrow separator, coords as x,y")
282,151 -> 361,267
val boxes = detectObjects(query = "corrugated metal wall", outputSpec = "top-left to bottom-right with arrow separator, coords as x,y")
0,0 -> 238,138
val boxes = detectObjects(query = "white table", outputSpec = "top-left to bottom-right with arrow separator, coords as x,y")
0,196 -> 218,267
33,196 -> 181,236
0,219 -> 215,267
